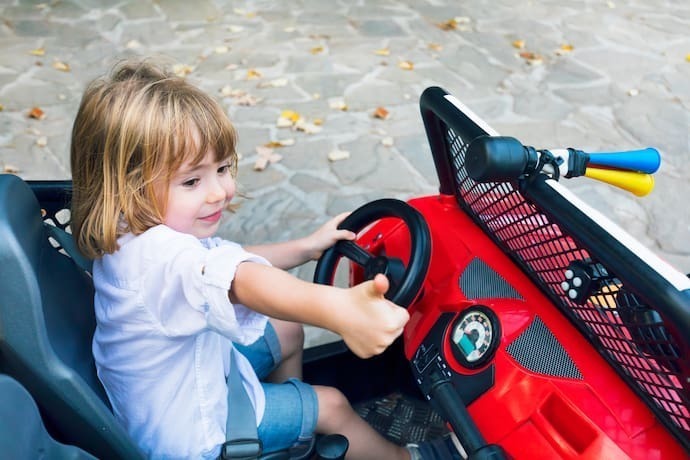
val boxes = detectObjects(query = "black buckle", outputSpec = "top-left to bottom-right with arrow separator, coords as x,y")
220,438 -> 263,459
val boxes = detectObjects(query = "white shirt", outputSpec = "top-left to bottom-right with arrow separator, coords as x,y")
92,225 -> 269,459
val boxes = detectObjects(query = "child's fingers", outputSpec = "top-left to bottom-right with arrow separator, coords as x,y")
371,273 -> 390,296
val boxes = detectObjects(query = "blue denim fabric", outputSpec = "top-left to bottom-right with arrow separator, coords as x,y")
234,323 -> 319,453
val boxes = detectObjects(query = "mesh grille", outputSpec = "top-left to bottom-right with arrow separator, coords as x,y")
507,316 -> 582,380
444,127 -> 690,441
459,257 -> 522,300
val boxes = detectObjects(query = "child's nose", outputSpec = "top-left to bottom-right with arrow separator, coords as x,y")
207,179 -> 227,203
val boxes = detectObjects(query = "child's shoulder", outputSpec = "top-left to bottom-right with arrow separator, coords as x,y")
138,225 -> 207,252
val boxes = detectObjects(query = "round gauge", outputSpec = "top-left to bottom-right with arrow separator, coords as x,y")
449,306 -> 500,369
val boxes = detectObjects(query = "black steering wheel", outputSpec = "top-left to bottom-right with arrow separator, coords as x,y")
313,199 -> 431,307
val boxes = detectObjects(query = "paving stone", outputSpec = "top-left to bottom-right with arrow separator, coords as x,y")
2,0 -> 689,349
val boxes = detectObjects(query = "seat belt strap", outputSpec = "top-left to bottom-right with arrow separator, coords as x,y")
43,223 -> 93,273
221,349 -> 262,460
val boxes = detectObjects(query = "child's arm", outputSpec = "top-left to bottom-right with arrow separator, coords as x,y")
230,262 -> 409,358
244,212 -> 356,270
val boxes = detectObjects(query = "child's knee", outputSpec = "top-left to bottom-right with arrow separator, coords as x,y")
314,386 -> 351,431
272,319 -> 304,355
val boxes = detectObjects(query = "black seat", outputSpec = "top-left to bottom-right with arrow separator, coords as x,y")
0,373 -> 97,459
0,174 -> 144,459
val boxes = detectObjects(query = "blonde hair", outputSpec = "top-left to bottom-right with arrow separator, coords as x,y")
70,58 -> 238,259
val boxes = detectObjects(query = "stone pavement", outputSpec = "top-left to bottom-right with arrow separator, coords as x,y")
1,1 -> 689,345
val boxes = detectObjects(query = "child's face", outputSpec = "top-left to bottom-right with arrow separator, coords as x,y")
158,148 -> 235,239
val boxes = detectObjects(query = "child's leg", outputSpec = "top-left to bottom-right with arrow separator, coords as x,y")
313,385 -> 410,460
267,318 -> 304,382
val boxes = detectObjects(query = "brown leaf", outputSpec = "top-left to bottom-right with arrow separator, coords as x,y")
374,47 -> 390,56
398,60 -> 414,70
253,145 -> 282,171
437,19 -> 457,31
172,64 -> 194,77
246,69 -> 262,80
555,43 -> 574,55
52,60 -> 70,72
310,46 -> 324,55
519,51 -> 543,65
264,139 -> 295,148
327,149 -> 350,162
372,107 -> 389,119
28,107 -> 45,120
428,43 -> 443,52
29,47 -> 45,56
512,40 -> 525,49
3,164 -> 20,174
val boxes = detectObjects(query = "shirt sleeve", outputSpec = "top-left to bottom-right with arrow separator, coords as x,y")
140,229 -> 268,344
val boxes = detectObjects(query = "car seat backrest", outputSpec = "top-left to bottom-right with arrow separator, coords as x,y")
0,174 -> 144,459
0,373 -> 97,459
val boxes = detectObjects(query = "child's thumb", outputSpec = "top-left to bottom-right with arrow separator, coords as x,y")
371,273 -> 390,296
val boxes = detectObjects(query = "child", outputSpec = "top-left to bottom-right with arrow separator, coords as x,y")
69,58 -> 415,460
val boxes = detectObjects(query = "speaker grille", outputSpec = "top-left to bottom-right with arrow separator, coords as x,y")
459,257 -> 523,300
506,316 -> 583,380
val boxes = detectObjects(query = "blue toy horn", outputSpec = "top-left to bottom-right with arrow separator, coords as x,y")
585,148 -> 660,174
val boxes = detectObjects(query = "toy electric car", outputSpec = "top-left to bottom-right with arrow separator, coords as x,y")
1,87 -> 688,459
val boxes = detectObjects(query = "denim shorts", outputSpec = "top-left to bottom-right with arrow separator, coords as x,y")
234,322 -> 319,454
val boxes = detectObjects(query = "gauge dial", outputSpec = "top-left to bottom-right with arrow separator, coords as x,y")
450,307 -> 499,369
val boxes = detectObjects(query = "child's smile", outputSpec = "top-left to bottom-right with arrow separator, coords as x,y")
159,148 -> 235,239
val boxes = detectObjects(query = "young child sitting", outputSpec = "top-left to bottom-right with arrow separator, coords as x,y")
69,58 -> 415,459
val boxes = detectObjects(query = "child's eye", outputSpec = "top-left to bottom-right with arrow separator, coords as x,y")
218,163 -> 231,175
182,178 -> 200,187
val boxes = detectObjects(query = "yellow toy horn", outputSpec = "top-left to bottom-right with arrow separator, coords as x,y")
584,167 -> 655,197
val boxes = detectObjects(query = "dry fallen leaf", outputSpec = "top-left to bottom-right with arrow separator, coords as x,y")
173,64 -> 194,77
327,149 -> 350,162
125,40 -> 142,49
264,139 -> 295,148
372,107 -> 389,119
519,51 -> 543,65
310,46 -> 324,55
328,98 -> 348,111
257,78 -> 288,88
36,136 -> 48,147
398,60 -> 414,70
52,60 -> 70,72
29,47 -> 45,56
0,103 -> 4,112
437,18 -> 458,31
246,69 -> 262,80
512,40 -> 525,49
234,94 -> 261,106
428,43 -> 443,52
555,43 -> 574,55
437,16 -> 470,31
686,53 -> 690,62
3,164 -> 20,174
294,119 -> 322,134
28,107 -> 45,120
253,145 -> 282,171
374,47 -> 390,56
281,110 -> 301,123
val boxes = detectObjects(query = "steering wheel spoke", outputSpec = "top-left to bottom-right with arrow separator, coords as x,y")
314,199 -> 431,308
334,240 -> 374,267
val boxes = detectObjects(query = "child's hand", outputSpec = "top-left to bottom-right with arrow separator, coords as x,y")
306,212 -> 356,260
336,274 -> 410,358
